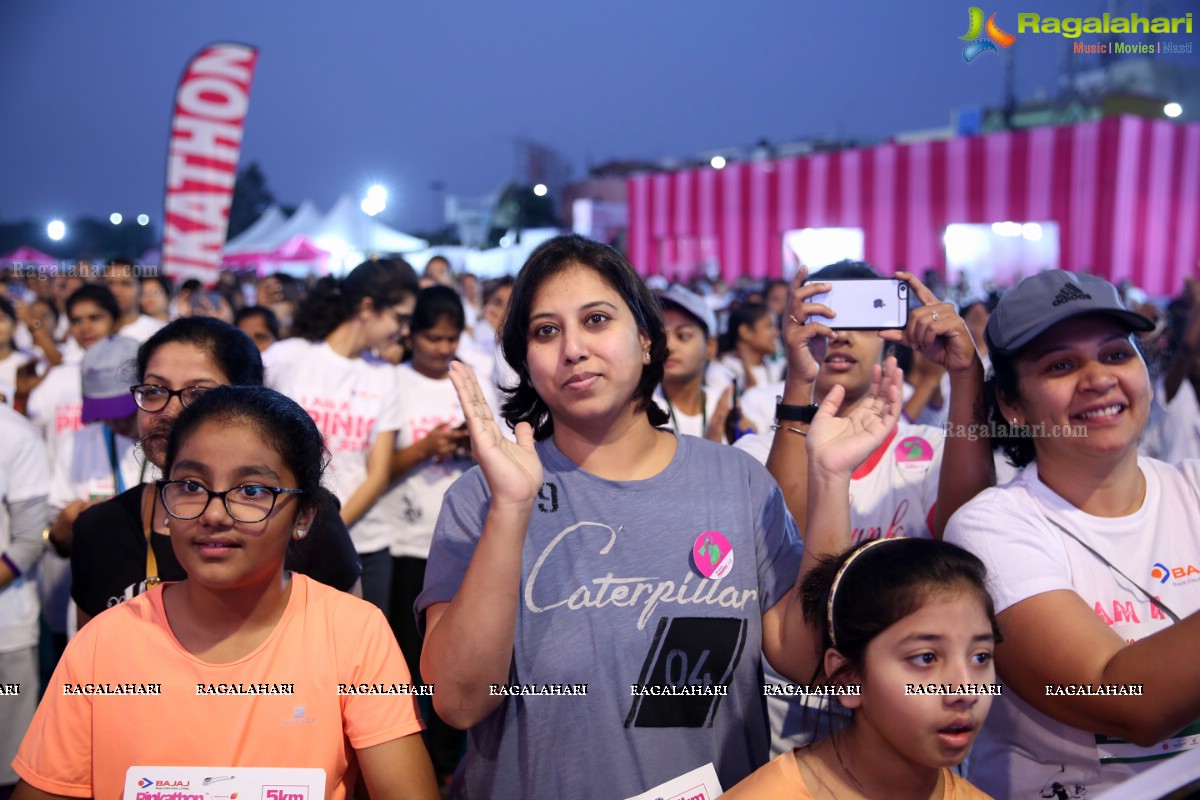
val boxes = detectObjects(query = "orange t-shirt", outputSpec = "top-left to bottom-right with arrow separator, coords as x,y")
722,750 -> 995,799
13,574 -> 424,800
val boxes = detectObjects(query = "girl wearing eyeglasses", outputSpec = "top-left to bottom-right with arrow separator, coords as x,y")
262,258 -> 418,615
12,386 -> 439,800
69,318 -> 361,630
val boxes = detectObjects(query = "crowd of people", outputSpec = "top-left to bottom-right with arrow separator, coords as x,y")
0,240 -> 1198,800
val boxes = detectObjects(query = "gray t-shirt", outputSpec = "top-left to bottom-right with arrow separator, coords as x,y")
417,432 -> 804,799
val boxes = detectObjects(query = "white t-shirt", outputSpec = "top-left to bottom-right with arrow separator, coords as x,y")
1141,377 -> 1200,465
58,337 -> 84,367
42,422 -> 149,638
652,385 -> 725,441
116,314 -> 165,344
47,422 -> 148,513
712,354 -> 784,396
471,317 -> 497,350
0,405 -> 49,652
263,338 -> 401,553
24,363 -> 83,468
454,337 -> 497,386
375,364 -> 499,560
737,422 -> 944,542
945,458 -> 1200,799
901,371 -> 953,428
739,380 -> 786,436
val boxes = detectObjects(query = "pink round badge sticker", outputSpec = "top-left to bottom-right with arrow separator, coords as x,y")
894,436 -> 935,471
693,531 -> 734,579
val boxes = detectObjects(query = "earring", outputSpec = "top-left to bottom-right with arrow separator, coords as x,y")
163,517 -> 170,527
643,351 -> 651,363
294,528 -> 307,540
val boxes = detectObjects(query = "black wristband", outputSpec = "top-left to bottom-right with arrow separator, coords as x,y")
775,401 -> 820,424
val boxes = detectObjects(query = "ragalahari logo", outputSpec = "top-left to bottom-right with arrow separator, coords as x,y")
960,7 -> 1016,61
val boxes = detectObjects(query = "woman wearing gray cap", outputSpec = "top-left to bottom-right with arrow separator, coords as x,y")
944,270 -> 1200,798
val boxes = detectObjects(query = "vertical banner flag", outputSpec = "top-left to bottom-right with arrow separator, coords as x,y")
161,43 -> 258,285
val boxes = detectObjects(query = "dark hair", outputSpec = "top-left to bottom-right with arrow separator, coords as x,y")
138,317 -> 264,386
959,299 -> 988,318
106,257 -> 136,271
32,297 -> 59,324
0,296 -> 15,324
500,234 -> 669,439
811,260 -> 881,281
234,305 -> 281,341
141,275 -> 173,299
984,351 -> 1036,468
411,285 -> 465,335
482,275 -> 515,306
292,257 -> 419,342
66,285 -> 119,322
800,538 -> 1000,686
165,386 -> 329,518
719,303 -> 770,353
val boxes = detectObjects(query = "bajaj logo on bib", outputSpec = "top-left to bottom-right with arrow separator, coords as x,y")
1152,560 -> 1200,584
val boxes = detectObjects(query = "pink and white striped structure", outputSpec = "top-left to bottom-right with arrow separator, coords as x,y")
627,116 -> 1200,297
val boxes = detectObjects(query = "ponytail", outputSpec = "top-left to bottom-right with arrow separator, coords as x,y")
292,258 -> 419,342
292,277 -> 346,341
720,303 -> 768,355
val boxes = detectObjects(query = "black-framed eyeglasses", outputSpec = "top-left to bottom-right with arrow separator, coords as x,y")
157,479 -> 304,524
130,384 -> 212,413
387,308 -> 413,329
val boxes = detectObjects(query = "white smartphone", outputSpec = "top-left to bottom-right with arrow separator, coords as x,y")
807,278 -> 909,330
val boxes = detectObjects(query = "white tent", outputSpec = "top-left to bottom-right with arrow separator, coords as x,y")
251,201 -> 326,253
310,195 -> 428,274
224,205 -> 288,254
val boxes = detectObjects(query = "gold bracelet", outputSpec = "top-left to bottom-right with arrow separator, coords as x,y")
771,424 -> 808,437
42,527 -> 68,557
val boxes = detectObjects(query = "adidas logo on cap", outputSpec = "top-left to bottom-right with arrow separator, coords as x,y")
1051,283 -> 1092,307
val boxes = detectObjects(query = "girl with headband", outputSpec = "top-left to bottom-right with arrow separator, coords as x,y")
723,371 -> 997,798
723,537 -> 1000,799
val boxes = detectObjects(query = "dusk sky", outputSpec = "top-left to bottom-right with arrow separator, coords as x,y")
3,0 -> 1197,236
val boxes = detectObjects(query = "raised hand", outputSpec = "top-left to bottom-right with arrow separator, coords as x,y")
781,265 -> 837,386
806,356 -> 904,480
448,361 -> 542,508
879,271 -> 979,375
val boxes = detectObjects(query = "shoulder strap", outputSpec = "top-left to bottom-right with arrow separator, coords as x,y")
140,484 -> 161,586
1044,517 -> 1181,624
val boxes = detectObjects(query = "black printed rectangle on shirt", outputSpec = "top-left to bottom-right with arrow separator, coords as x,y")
625,616 -> 748,728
